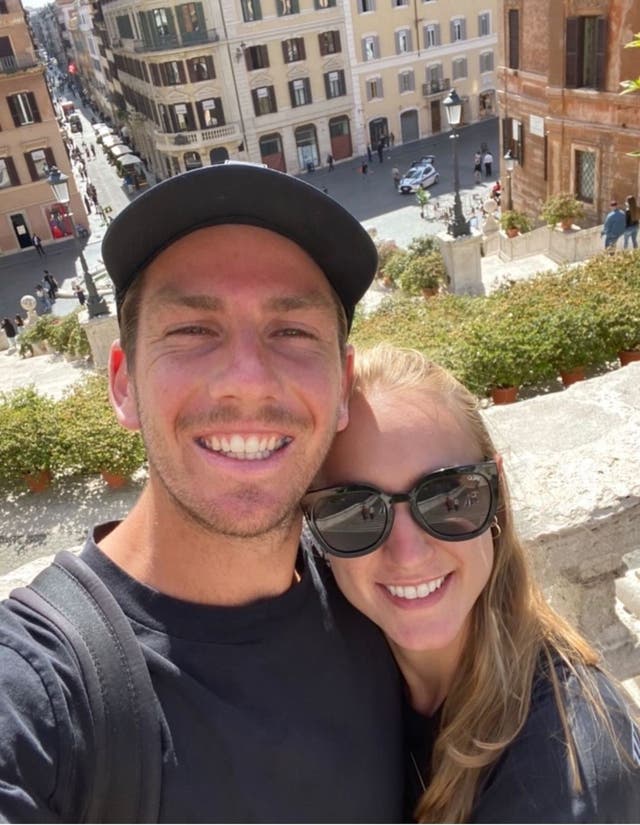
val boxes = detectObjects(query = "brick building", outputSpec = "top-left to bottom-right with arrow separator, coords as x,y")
497,0 -> 640,224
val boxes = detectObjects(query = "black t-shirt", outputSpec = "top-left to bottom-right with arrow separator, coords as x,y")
404,659 -> 640,823
0,525 -> 404,823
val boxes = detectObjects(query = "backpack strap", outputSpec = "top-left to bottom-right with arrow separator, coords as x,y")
11,550 -> 162,823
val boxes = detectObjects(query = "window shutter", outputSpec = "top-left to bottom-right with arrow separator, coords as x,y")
361,39 -> 367,60
407,30 -> 412,50
374,35 -> 379,57
216,98 -> 225,124
394,31 -> 400,53
324,72 -> 330,98
24,152 -> 38,182
187,59 -> 197,82
288,80 -> 295,106
178,61 -> 186,83
434,24 -> 440,45
282,40 -> 289,62
196,99 -> 205,127
150,63 -> 160,85
517,121 -> 524,165
304,77 -> 311,102
299,38 -> 306,59
7,95 -> 21,127
269,86 -> 276,112
501,117 -> 511,156
27,92 -> 41,123
165,8 -> 177,37
366,82 -> 372,101
508,9 -> 519,69
450,20 -> 455,42
261,45 -> 269,67
4,156 -> 19,186
251,89 -> 259,115
565,17 -> 578,88
186,102 -> 195,130
44,148 -> 56,170
595,16 -> 607,90
460,18 -> 466,40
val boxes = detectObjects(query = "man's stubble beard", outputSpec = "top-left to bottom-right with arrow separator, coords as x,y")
135,395 -> 343,542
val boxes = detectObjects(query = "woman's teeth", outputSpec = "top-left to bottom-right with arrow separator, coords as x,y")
385,575 -> 447,600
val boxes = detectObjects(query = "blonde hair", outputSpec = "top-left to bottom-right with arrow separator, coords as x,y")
352,344 -> 626,824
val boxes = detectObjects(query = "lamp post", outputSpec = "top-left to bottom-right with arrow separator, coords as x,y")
47,166 -> 109,318
442,88 -> 470,238
504,148 -> 516,211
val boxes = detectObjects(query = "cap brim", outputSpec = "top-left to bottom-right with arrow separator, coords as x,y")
102,164 -> 376,328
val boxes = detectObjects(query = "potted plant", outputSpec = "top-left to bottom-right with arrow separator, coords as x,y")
18,315 -> 58,357
398,251 -> 447,298
0,387 -> 60,492
539,193 -> 585,231
380,249 -> 409,289
500,209 -> 532,238
375,240 -> 401,284
415,186 -> 430,219
57,375 -> 146,486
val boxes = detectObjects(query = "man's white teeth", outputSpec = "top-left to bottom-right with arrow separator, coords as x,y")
386,576 -> 446,600
201,434 -> 288,460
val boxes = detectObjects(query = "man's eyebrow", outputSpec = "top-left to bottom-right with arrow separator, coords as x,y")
264,292 -> 336,313
146,287 -> 223,312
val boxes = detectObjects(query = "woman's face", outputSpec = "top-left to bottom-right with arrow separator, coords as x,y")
320,389 -> 495,653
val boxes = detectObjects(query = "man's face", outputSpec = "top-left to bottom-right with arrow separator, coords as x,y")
110,225 -> 352,540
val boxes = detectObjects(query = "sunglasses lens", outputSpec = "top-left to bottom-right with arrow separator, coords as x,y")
309,489 -> 388,555
415,471 -> 493,538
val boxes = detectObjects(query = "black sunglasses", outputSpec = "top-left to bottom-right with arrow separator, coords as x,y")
302,461 -> 499,558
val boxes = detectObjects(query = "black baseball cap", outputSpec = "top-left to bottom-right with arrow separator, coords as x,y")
101,162 -> 377,328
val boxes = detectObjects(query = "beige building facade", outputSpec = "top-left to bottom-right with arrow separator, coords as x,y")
1,0 -> 86,255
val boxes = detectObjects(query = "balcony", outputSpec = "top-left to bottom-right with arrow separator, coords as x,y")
0,52 -> 41,75
132,28 -> 220,54
153,122 -> 242,151
422,77 -> 450,97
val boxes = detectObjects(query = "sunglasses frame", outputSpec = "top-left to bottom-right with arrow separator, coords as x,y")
302,460 -> 499,558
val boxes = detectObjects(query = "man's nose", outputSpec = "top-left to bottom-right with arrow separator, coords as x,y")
211,328 -> 282,403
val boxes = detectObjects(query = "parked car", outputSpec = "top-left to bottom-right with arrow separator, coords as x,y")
398,162 -> 439,194
69,114 -> 83,133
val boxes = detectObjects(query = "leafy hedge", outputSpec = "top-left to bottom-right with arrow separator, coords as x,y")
353,249 -> 640,395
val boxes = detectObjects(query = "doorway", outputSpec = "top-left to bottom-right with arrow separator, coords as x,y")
368,117 -> 388,148
11,213 -> 32,249
430,101 -> 442,134
400,110 -> 419,143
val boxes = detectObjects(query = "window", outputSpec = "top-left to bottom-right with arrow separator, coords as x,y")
277,0 -> 299,15
187,55 -> 215,82
289,77 -> 312,107
161,60 -> 185,84
245,44 -> 269,70
508,9 -> 519,69
319,30 -> 341,55
241,0 -> 262,21
184,151 -> 202,170
452,57 -> 467,80
282,38 -> 305,63
259,134 -> 282,158
398,70 -> 414,92
116,15 -> 134,38
566,16 -> 607,90
314,0 -> 336,8
152,9 -> 171,36
196,97 -> 224,128
478,12 -> 490,37
366,77 -> 383,100
25,148 -> 55,181
424,24 -> 440,48
392,0 -> 408,6
170,102 -> 196,131
427,64 -> 443,87
0,157 -> 19,188
396,29 -> 411,54
252,85 -> 277,115
0,1 -> 9,13
324,69 -> 345,98
502,116 -> 524,164
575,150 -> 596,203
7,92 -> 40,126
362,36 -> 379,61
176,3 -> 204,33
357,0 -> 375,12
451,18 -> 466,42
479,51 -> 494,73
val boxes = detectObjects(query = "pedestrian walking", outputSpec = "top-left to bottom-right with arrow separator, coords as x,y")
90,144 -> 96,158
83,193 -> 92,213
389,132 -> 395,147
74,283 -> 86,306
623,195 -> 639,249
602,200 -> 626,250
35,283 -> 51,313
474,151 -> 483,184
1,317 -> 17,349
43,270 -> 59,301
31,234 -> 45,257
377,141 -> 384,163
361,160 -> 369,176
326,153 -> 334,171
14,314 -> 24,336
392,166 -> 401,189
366,144 -> 372,163
483,150 -> 494,178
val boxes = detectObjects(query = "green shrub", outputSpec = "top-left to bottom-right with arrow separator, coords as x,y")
397,251 -> 448,295
539,193 -> 585,226
0,387 -> 60,489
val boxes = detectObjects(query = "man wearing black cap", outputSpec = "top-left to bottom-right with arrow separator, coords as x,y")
0,164 -> 403,822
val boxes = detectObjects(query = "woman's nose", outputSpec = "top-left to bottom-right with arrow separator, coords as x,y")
383,504 -> 435,567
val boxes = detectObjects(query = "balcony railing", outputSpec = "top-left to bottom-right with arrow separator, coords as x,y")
0,53 -> 40,74
422,77 -> 450,96
153,122 -> 241,150
132,28 -> 220,53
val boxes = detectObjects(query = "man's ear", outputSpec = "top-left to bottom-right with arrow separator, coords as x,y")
336,344 -> 354,433
109,340 -> 140,431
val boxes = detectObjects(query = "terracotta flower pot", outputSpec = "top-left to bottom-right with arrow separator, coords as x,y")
506,227 -> 519,238
421,287 -> 438,299
23,469 -> 52,493
618,349 -> 640,367
490,386 -> 518,405
560,366 -> 586,387
101,470 -> 130,489
560,218 -> 575,231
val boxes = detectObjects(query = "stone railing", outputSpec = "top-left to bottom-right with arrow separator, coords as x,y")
483,222 -> 606,265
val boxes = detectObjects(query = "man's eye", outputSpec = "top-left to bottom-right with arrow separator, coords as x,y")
276,327 -> 314,338
169,326 -> 213,336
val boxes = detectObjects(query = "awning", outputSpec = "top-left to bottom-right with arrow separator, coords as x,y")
118,154 -> 143,167
108,144 -> 132,158
94,124 -> 114,136
102,135 -> 123,147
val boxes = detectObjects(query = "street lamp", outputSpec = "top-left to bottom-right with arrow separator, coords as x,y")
504,148 -> 516,211
443,88 -> 470,238
47,166 -> 109,318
